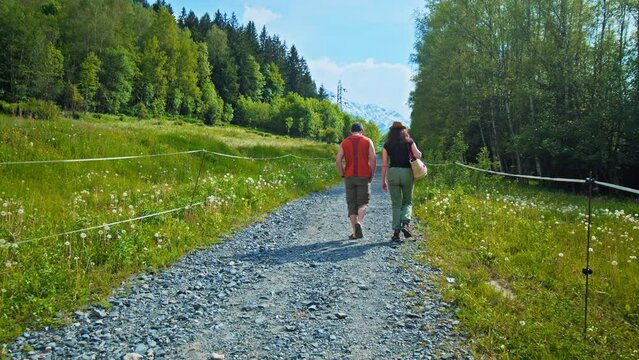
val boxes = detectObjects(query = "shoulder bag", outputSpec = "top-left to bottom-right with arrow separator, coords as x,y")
408,144 -> 427,180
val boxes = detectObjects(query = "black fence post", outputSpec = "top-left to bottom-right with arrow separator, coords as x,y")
189,150 -> 207,207
583,172 -> 595,337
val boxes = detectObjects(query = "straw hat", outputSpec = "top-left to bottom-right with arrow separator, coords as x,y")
389,121 -> 406,130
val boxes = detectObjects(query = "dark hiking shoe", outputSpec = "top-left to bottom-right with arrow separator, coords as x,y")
354,223 -> 363,239
391,230 -> 401,242
401,222 -> 412,238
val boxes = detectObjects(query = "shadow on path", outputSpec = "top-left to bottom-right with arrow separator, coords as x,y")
228,239 -> 396,265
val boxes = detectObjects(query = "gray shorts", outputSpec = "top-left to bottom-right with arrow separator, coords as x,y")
344,176 -> 371,216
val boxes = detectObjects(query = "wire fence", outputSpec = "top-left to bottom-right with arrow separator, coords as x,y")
425,159 -> 639,336
4,150 -> 637,336
0,148 -> 334,249
0,149 -> 333,166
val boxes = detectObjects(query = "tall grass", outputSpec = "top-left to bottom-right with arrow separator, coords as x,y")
413,165 -> 639,359
0,114 -> 338,345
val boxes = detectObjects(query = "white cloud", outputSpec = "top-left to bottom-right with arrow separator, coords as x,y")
243,5 -> 280,28
308,58 -> 414,120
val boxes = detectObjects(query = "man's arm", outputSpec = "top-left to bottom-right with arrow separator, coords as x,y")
368,139 -> 377,180
335,145 -> 345,177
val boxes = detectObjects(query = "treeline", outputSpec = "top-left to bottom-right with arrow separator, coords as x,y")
411,0 -> 639,186
0,0 -> 373,143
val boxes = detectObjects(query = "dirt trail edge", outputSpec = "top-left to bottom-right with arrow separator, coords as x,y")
7,168 -> 472,360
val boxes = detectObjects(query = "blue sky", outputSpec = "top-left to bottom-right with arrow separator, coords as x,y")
168,0 -> 424,120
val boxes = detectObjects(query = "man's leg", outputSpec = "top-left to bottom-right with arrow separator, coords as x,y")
349,214 -> 358,235
356,178 -> 371,235
345,177 -> 360,237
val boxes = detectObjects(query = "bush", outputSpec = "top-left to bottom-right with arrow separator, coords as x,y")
0,100 -> 18,115
136,102 -> 149,119
3,99 -> 61,120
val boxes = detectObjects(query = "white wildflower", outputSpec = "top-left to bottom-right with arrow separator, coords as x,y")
80,233 -> 87,239
558,253 -> 564,257
519,320 -> 526,326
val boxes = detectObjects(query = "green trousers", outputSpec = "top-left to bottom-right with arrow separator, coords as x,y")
387,167 -> 414,230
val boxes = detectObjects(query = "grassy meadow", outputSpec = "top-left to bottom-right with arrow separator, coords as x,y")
413,166 -> 639,358
0,113 -> 339,345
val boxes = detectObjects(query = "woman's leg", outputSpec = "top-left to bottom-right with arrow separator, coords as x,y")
387,168 -> 402,230
399,168 -> 414,224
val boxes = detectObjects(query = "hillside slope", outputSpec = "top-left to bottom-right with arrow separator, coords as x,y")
0,114 -> 339,343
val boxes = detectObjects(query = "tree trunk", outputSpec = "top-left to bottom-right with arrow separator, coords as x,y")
478,116 -> 487,150
535,156 -> 542,177
489,98 -> 502,170
505,97 -> 522,174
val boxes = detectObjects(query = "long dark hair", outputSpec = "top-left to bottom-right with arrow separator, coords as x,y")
384,128 -> 412,148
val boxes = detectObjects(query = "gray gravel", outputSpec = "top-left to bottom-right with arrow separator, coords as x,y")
7,170 -> 472,359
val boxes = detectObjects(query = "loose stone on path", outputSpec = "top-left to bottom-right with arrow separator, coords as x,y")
6,169 -> 472,359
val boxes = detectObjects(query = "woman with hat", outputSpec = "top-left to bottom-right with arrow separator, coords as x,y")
381,121 -> 422,241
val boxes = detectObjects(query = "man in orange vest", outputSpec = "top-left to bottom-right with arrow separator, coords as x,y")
335,122 -> 377,239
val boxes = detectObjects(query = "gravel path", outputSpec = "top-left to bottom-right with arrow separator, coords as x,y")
7,169 -> 472,360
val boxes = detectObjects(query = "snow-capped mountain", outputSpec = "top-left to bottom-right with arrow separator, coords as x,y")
326,91 -> 409,132
341,100 -> 409,133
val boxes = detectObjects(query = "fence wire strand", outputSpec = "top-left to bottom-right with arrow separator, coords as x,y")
1,202 -> 205,248
0,147 -> 333,249
0,150 -> 203,166
0,149 -> 333,166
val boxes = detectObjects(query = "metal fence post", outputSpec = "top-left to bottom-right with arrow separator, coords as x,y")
189,150 -> 207,207
583,172 -> 594,337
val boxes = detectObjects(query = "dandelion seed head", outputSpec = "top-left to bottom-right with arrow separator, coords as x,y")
64,241 -> 70,246
80,233 -> 87,239
611,260 -> 618,266
519,320 -> 526,326
558,253 -> 564,257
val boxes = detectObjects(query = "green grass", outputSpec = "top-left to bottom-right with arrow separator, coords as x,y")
413,167 -> 639,359
0,113 -> 339,346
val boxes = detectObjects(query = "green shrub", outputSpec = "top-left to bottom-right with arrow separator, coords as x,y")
14,99 -> 61,120
136,102 -> 149,119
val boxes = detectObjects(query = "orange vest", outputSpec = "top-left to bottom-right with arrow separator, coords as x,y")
341,134 -> 372,177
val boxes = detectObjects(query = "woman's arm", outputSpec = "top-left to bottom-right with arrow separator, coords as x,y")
381,148 -> 388,192
411,142 -> 423,159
